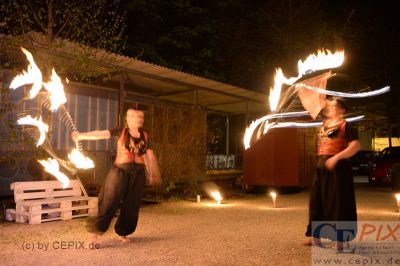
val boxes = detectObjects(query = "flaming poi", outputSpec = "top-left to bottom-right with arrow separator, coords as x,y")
68,149 -> 95,169
244,49 -> 390,149
38,158 -> 70,188
9,47 -> 43,99
17,115 -> 49,147
9,47 -> 95,187
43,68 -> 67,111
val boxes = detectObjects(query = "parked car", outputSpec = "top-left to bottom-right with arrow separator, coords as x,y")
349,150 -> 377,176
368,146 -> 400,186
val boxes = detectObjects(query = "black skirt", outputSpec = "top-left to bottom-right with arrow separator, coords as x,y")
306,156 -> 357,241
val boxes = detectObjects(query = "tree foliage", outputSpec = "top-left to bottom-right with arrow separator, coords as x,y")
0,0 -> 126,52
0,0 -> 126,80
123,0 -> 339,92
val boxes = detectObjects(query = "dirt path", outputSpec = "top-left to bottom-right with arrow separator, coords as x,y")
0,185 -> 397,265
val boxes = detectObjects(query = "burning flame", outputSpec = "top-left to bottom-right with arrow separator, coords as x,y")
268,50 -> 344,112
269,68 -> 285,112
17,115 -> 49,147
43,68 -> 67,111
270,191 -> 277,208
270,191 -> 277,199
38,158 -> 70,188
244,117 -> 269,149
297,49 -> 344,77
9,47 -> 43,99
210,191 -> 222,204
246,49 -> 345,149
243,111 -> 309,149
68,148 -> 94,169
396,194 -> 400,202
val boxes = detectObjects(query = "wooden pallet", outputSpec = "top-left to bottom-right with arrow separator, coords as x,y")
10,180 -> 98,224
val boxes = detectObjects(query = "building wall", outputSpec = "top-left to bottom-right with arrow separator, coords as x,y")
51,92 -> 119,151
152,106 -> 206,186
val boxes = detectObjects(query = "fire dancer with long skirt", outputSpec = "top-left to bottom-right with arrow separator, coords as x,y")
72,107 -> 161,246
304,97 -> 360,249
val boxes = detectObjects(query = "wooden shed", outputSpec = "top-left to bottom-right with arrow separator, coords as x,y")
0,33 -> 267,195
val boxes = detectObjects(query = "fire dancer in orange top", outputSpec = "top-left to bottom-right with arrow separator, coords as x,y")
72,107 -> 161,246
304,97 -> 360,249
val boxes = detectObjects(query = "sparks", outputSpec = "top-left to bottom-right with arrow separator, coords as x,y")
9,47 -> 43,99
17,115 -> 49,147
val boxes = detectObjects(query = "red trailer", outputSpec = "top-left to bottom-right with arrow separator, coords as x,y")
243,127 -> 317,188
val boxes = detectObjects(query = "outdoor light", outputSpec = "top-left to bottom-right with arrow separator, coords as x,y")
197,194 -> 201,203
270,191 -> 277,208
211,191 -> 222,205
395,194 -> 400,215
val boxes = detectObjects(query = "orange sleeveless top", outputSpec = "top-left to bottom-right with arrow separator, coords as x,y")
317,120 -> 348,156
114,128 -> 149,165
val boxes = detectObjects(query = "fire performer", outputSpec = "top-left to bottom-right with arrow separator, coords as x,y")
72,107 -> 161,246
304,97 -> 360,249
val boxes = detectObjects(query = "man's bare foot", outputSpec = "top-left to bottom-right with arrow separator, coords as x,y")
303,237 -> 321,246
118,235 -> 130,243
88,233 -> 101,249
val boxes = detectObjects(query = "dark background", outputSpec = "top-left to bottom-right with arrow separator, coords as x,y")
122,0 -> 400,127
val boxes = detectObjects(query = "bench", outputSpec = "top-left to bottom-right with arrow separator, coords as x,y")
10,180 -> 98,224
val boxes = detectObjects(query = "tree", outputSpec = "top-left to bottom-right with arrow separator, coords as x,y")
123,0 -> 340,92
0,0 -> 126,79
123,0 -> 221,80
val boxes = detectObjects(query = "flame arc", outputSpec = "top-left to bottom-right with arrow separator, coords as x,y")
243,111 -> 310,149
269,50 -> 344,113
43,68 -> 67,111
38,158 -> 70,188
9,47 -> 43,99
295,85 -> 390,98
17,115 -> 49,147
245,49 -> 389,150
9,47 -> 92,188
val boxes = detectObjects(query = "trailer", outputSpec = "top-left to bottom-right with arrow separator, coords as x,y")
243,127 -> 318,188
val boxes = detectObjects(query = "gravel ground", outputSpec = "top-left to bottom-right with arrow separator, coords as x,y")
0,184 -> 398,266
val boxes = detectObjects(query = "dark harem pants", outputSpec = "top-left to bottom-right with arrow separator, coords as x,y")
306,156 -> 357,241
87,163 -> 146,236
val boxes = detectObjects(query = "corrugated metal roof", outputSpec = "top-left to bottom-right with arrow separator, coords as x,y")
0,32 -> 268,114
